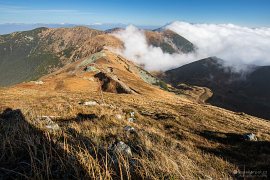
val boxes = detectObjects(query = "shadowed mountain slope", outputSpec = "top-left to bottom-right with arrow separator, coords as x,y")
163,57 -> 270,119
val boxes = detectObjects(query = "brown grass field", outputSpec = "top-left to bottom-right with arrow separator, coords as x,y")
0,50 -> 270,179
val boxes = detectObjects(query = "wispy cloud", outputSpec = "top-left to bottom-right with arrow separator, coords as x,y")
0,4 -> 94,15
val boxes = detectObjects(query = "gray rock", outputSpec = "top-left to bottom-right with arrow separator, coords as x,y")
130,112 -> 135,117
36,116 -> 60,132
83,101 -> 98,106
243,133 -> 257,141
114,141 -> 132,156
128,117 -> 135,122
45,124 -> 60,131
127,112 -> 136,122
124,126 -> 135,132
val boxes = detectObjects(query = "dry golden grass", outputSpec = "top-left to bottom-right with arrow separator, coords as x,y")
1,85 -> 270,179
0,50 -> 270,179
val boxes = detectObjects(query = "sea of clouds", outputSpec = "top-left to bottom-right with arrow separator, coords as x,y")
112,21 -> 270,72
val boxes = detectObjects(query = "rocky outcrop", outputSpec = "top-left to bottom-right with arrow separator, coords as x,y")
94,72 -> 136,94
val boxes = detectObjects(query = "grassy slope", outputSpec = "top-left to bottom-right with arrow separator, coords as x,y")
0,51 -> 269,179
0,27 -> 118,87
0,88 -> 269,179
0,28 -> 61,86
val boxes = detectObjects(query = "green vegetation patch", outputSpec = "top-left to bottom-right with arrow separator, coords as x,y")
79,51 -> 106,67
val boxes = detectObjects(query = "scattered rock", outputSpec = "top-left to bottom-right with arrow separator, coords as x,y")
243,133 -> 257,141
82,101 -> 98,106
45,124 -> 60,131
127,111 -> 136,122
130,112 -> 135,117
115,114 -> 122,120
36,116 -> 60,132
114,141 -> 132,156
124,126 -> 135,132
128,118 -> 135,122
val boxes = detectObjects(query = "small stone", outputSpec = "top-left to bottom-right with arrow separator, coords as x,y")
243,133 -> 257,141
45,124 -> 60,131
124,126 -> 135,132
130,112 -> 135,117
83,101 -> 98,106
128,117 -> 135,122
36,116 -> 60,132
115,114 -> 122,120
114,141 -> 132,156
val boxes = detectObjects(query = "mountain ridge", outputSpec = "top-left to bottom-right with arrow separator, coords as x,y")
0,26 -> 122,86
0,26 -> 193,86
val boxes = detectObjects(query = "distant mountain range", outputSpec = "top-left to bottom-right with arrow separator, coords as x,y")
0,23 -> 160,35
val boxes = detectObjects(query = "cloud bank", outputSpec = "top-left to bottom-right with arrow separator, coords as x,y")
113,21 -> 270,72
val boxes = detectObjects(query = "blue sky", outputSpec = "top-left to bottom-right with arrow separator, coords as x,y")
0,0 -> 269,27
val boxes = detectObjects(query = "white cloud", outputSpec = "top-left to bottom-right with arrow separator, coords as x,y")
112,25 -> 199,71
112,22 -> 270,72
167,22 -> 270,71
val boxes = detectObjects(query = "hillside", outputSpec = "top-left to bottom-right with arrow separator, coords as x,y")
145,29 -> 195,54
0,50 -> 270,179
108,27 -> 195,54
163,57 -> 270,120
0,27 -> 194,87
0,27 -> 122,86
